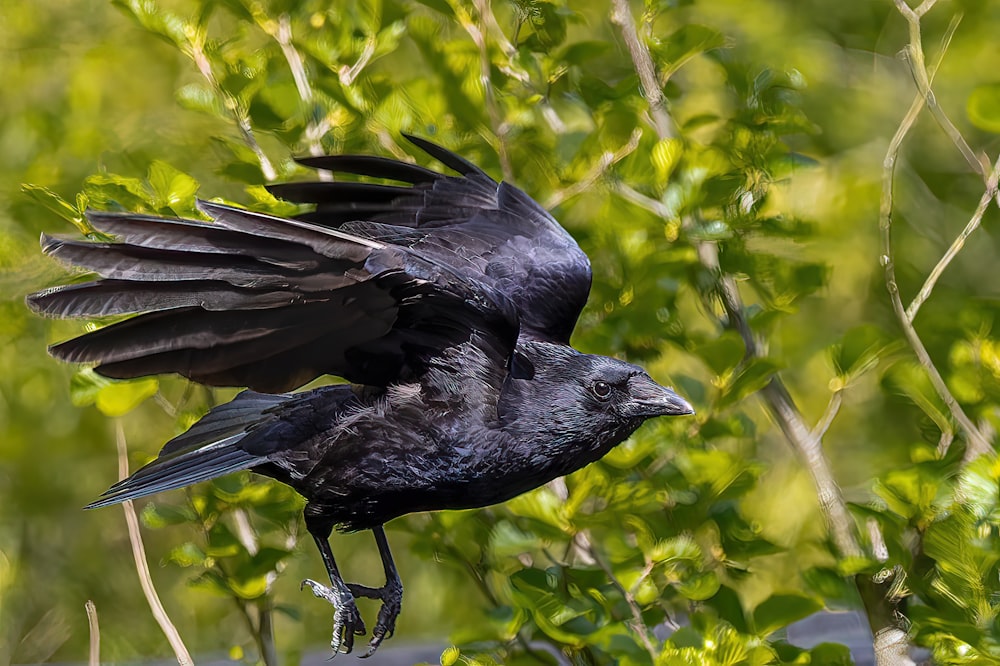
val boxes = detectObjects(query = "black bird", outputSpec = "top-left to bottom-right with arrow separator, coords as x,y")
27,135 -> 693,656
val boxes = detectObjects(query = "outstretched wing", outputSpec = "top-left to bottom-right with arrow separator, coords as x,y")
267,135 -> 592,344
27,200 -> 518,392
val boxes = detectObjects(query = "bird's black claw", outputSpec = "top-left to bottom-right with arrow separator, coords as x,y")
349,579 -> 402,657
301,578 -> 366,656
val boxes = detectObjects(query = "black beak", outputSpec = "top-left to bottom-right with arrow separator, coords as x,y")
628,374 -> 695,417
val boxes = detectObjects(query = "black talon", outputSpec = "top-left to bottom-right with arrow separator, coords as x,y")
306,517 -> 367,656
346,526 -> 403,657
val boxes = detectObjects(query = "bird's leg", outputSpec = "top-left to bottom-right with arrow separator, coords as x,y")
346,525 -> 403,657
301,520 -> 366,656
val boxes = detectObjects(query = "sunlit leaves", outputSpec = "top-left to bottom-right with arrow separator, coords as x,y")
20,185 -> 89,234
649,24 -> 726,83
69,368 -> 159,417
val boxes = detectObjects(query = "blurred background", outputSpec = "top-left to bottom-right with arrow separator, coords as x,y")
3,0 -> 1000,663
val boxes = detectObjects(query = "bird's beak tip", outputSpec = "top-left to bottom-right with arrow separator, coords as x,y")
631,377 -> 695,417
663,393 -> 695,417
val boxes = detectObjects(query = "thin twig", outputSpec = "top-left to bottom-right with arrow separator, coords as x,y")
613,182 -> 672,218
257,599 -> 278,666
879,7 -> 992,462
894,6 -> 984,177
588,545 -> 659,662
188,29 -> 276,181
470,0 -> 513,180
610,0 -> 862,558
115,422 -> 193,665
85,600 -> 100,666
272,15 -> 332,164
810,391 -> 843,443
907,156 -> 1000,321
609,0 -> 674,139
545,129 -> 643,209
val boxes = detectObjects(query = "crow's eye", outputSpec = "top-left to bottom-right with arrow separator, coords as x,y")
592,381 -> 612,400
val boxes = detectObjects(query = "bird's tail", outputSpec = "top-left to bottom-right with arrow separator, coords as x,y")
86,389 -> 306,509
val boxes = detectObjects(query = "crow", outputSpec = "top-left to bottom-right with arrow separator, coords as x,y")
27,135 -> 693,656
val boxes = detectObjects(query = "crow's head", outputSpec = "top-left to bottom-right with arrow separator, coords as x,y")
500,342 -> 693,464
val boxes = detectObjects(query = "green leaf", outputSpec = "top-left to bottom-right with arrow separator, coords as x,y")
808,642 -> 854,665
141,502 -> 196,528
881,361 -> 951,435
176,83 -> 222,115
716,358 -> 780,409
874,464 -> 945,525
967,83 -> 1000,133
70,369 -> 160,416
831,324 -> 893,380
488,522 -> 539,559
167,542 -> 206,568
69,368 -> 112,408
147,161 -> 199,210
694,331 -> 746,376
112,0 -> 189,49
751,593 -> 821,636
653,25 -> 726,79
94,377 -> 159,417
21,184 -> 88,233
83,172 -> 152,211
677,571 -> 720,601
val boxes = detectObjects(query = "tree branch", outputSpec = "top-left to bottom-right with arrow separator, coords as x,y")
270,14 -> 332,165
588,543 -> 659,662
609,0 -> 674,139
115,422 -> 193,665
85,600 -> 100,666
906,156 -> 1000,322
187,29 -> 276,181
880,4 -> 992,462
610,0 -> 861,560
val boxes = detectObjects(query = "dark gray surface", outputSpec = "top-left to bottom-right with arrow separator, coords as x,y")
788,611 -> 875,665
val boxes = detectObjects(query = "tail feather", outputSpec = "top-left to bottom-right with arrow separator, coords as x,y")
86,437 -> 258,508
85,390 -> 296,509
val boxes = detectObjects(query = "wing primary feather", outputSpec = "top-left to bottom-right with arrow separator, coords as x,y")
295,154 -> 441,183
84,211 -> 322,269
26,280 -> 304,318
403,134 -> 488,177
196,200 -> 384,254
266,181 -> 416,205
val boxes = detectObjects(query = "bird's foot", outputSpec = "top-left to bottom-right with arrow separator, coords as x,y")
348,579 -> 403,657
301,578 -> 366,656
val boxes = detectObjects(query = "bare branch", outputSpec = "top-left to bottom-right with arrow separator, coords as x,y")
271,15 -> 332,165
339,36 -> 377,87
609,0 -> 674,139
545,129 -> 642,209
611,0 -> 862,560
811,390 -> 843,443
115,422 -> 193,665
907,156 -> 1000,321
85,601 -> 100,666
613,182 -> 672,219
588,543 -> 659,662
879,8 -> 992,462
897,9 -> 983,178
188,29 -> 276,181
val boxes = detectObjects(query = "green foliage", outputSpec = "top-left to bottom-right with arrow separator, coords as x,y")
5,0 -> 1000,663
